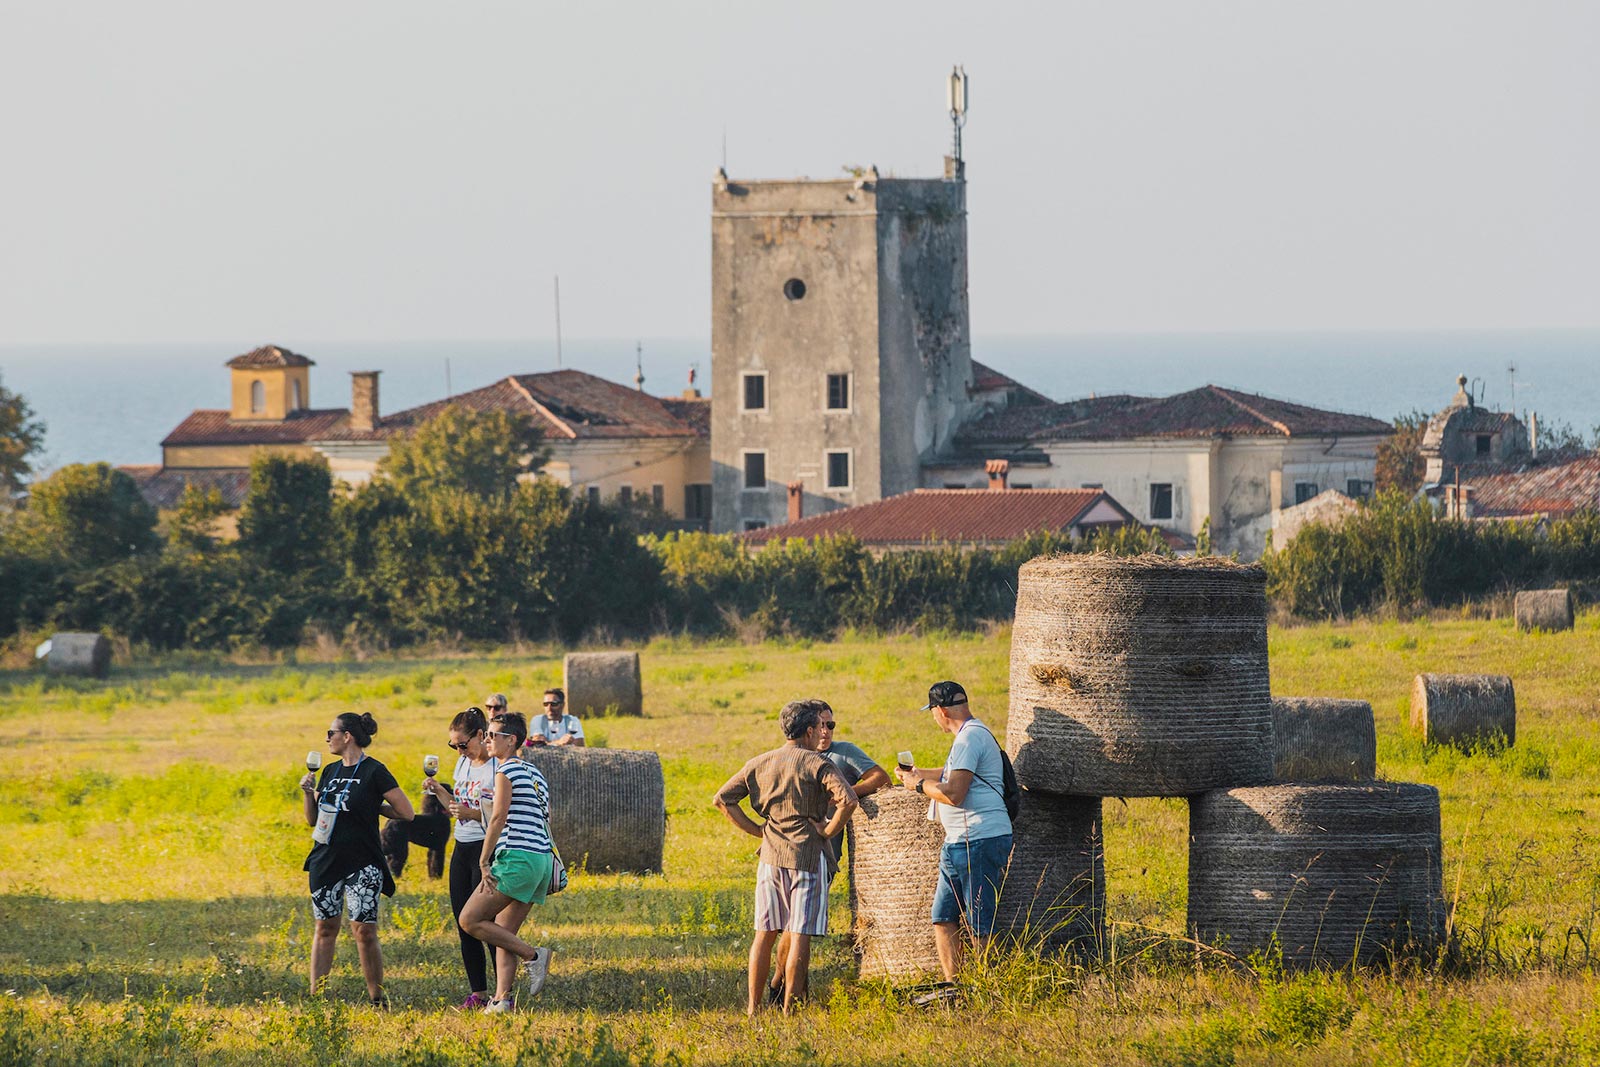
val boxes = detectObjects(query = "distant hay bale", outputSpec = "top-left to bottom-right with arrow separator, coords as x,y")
1272,697 -> 1377,782
1410,673 -> 1515,749
1515,589 -> 1573,633
1007,554 -> 1273,796
46,632 -> 111,678
520,747 -> 664,873
564,651 -> 643,717
1188,782 -> 1445,967
995,791 -> 1104,959
848,790 -> 945,980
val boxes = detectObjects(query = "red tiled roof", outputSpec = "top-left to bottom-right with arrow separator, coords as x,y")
960,386 -> 1390,444
660,395 -> 711,435
737,488 -> 1136,546
226,344 -> 314,369
161,409 -> 350,447
315,370 -> 708,442
970,360 -> 1053,405
119,466 -> 252,509
1449,450 -> 1600,518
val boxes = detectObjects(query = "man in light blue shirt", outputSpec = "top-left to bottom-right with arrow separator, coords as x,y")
897,680 -> 1013,994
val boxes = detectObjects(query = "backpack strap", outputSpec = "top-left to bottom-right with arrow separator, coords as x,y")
961,722 -> 1008,803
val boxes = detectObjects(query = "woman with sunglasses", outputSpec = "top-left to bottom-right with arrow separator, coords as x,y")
299,711 -> 414,1006
422,706 -> 500,1010
457,712 -> 554,1012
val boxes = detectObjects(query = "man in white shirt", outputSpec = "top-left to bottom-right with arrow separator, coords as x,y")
527,688 -> 585,747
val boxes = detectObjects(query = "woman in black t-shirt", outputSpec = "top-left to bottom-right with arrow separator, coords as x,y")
299,712 -> 414,1006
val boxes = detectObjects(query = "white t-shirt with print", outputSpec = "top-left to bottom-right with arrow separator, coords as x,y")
450,755 -> 499,843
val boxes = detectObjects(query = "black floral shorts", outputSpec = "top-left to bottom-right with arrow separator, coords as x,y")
311,863 -> 384,924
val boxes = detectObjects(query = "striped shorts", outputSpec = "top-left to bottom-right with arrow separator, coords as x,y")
753,857 -> 830,936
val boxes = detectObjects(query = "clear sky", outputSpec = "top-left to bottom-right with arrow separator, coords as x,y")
2,1 -> 1595,345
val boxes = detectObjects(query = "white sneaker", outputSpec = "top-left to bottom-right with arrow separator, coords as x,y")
525,947 -> 552,997
483,997 -> 515,1014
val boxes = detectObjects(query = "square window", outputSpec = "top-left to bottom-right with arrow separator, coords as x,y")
743,520 -> 768,531
1346,478 -> 1373,499
743,373 -> 767,411
826,373 -> 850,410
1150,483 -> 1173,520
743,452 -> 767,490
1294,482 -> 1318,505
1476,434 -> 1493,456
826,451 -> 851,489
1080,482 -> 1103,490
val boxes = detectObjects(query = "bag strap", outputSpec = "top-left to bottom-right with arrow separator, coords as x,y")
959,722 -> 1008,801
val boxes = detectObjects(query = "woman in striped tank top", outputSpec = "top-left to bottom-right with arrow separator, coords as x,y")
457,711 -> 554,1012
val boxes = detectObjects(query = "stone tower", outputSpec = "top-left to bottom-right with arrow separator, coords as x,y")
708,163 -> 972,533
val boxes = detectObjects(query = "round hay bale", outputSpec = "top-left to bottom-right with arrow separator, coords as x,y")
519,747 -> 664,873
46,632 -> 111,678
1515,589 -> 1573,633
1410,673 -> 1515,749
1008,553 -> 1273,796
995,791 -> 1105,959
1188,782 -> 1445,967
1272,697 -> 1377,782
564,651 -> 643,717
847,789 -> 945,980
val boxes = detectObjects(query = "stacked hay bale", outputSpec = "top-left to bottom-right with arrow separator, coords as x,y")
848,790 -> 945,979
522,746 -> 665,873
564,651 -> 643,717
1411,673 -> 1515,749
994,792 -> 1104,956
1514,589 -> 1573,633
46,633 -> 112,678
1188,783 -> 1445,965
1272,698 -> 1377,782
1007,555 -> 1274,796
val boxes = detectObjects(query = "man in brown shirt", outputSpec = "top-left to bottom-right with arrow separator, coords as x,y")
714,698 -> 858,1015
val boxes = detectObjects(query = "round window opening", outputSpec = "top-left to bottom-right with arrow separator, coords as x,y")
783,278 -> 807,301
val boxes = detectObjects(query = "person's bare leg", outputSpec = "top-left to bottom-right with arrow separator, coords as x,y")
782,933 -> 811,1013
309,917 -> 341,994
349,920 -> 383,999
490,900 -> 534,1001
460,889 -> 538,963
770,931 -> 790,996
933,921 -> 962,982
746,930 -> 781,1016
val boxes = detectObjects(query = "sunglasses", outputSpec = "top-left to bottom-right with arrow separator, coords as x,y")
447,740 -> 470,751
325,729 -> 348,739
820,721 -> 837,729
486,730 -> 515,741
486,704 -> 506,711
542,701 -> 563,708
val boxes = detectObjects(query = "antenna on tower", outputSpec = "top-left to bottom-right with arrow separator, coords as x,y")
634,341 -> 645,391
947,65 -> 969,163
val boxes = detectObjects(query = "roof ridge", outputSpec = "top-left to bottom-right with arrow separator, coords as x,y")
505,375 -> 578,440
1208,385 -> 1292,436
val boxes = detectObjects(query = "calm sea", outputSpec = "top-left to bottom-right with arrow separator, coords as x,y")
3,330 -> 1598,471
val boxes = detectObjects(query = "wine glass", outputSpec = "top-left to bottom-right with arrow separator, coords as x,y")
423,754 -> 440,778
306,751 -> 322,773
897,750 -> 914,771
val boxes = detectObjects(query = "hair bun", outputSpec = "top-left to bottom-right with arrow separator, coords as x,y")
360,712 -> 379,736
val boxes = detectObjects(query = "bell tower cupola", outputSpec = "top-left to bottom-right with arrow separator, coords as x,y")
227,344 -> 314,421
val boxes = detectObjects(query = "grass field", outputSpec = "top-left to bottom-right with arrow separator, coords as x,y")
4,615 -> 1600,1065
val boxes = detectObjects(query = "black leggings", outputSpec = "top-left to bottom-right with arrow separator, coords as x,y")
449,838 -> 490,994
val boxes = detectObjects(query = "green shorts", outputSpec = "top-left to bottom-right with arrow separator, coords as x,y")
492,848 -> 553,904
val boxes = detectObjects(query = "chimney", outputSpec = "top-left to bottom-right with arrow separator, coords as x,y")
350,371 -> 380,432
787,481 -> 804,523
1530,411 -> 1539,460
985,459 -> 1009,491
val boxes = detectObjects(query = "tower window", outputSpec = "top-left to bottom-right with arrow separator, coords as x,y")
1476,434 -> 1493,456
250,380 -> 265,414
292,379 -> 304,411
1150,483 -> 1173,520
783,278 -> 807,301
826,373 -> 850,411
743,451 -> 767,490
742,373 -> 767,411
826,450 -> 852,490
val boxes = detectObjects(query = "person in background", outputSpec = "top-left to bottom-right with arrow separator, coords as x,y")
897,680 -> 1013,1003
457,712 -> 555,1012
423,706 -> 499,1010
527,687 -> 585,747
714,699 -> 858,1015
766,700 -> 888,1006
484,693 -> 509,719
299,711 -> 414,1007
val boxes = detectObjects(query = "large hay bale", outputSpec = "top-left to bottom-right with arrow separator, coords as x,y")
1272,697 -> 1377,782
519,747 -> 664,873
1008,554 -> 1273,796
995,791 -> 1105,959
564,651 -> 643,717
1188,782 -> 1445,967
1515,589 -> 1573,633
46,632 -> 111,678
848,789 -> 945,980
1410,673 -> 1515,749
